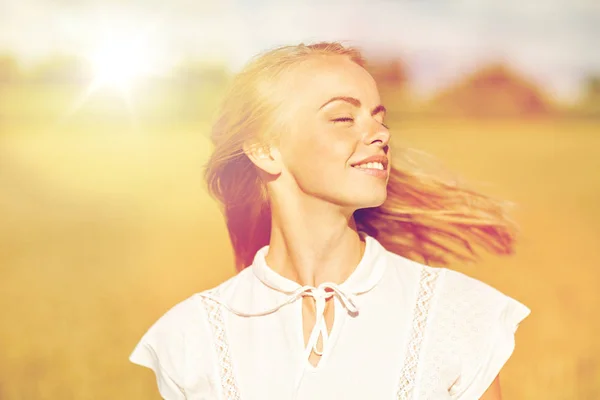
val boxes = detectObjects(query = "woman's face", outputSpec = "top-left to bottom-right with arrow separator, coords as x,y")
274,55 -> 391,211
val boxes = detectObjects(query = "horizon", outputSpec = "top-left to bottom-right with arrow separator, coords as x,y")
1,0 -> 599,101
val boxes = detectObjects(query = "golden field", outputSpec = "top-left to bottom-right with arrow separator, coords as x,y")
0,87 -> 599,399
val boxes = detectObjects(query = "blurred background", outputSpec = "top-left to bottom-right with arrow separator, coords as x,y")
0,0 -> 599,399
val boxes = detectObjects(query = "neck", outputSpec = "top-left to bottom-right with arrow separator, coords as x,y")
265,193 -> 366,288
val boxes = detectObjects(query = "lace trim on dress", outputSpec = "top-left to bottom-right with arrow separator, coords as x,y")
200,292 -> 242,400
396,267 -> 441,400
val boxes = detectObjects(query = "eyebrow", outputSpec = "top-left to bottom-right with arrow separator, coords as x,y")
319,96 -> 387,116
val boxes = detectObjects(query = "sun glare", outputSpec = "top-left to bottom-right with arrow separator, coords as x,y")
61,25 -> 169,124
88,39 -> 153,93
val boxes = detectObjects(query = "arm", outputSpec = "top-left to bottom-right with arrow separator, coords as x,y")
479,374 -> 502,400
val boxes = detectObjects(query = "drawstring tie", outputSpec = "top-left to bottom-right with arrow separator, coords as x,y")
199,282 -> 358,359
198,282 -> 360,399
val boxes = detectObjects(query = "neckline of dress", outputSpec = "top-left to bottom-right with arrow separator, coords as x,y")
250,232 -> 388,296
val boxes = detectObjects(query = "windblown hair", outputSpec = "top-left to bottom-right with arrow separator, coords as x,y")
204,42 -> 518,271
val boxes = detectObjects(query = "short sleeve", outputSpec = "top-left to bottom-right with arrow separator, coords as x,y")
439,269 -> 531,399
130,335 -> 186,399
129,296 -> 213,399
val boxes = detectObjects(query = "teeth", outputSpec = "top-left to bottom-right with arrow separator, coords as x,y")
354,161 -> 384,170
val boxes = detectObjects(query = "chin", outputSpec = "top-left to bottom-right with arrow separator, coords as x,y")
350,190 -> 388,209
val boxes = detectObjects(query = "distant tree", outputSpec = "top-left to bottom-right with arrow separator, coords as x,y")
364,58 -> 416,117
429,64 -> 554,118
583,76 -> 600,97
366,58 -> 408,89
174,61 -> 230,87
0,55 -> 21,83
581,76 -> 600,108
29,55 -> 92,84
573,75 -> 600,118
171,61 -> 231,121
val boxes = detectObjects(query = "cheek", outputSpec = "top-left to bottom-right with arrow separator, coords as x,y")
284,127 -> 357,176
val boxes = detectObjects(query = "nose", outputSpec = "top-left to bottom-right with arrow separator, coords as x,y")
364,121 -> 390,149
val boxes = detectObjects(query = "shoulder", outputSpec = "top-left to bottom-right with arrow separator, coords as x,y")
383,253 -> 529,320
140,268 -> 253,338
437,267 -> 504,298
382,250 -> 435,287
151,293 -> 207,330
432,267 -> 531,330
380,249 -> 529,323
130,268 -> 254,347
382,258 -> 531,399
129,294 -> 210,377
128,271 -> 252,396
136,270 -> 248,339
423,267 -> 531,399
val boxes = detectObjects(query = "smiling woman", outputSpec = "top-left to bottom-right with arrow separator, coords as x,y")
129,41 -> 530,400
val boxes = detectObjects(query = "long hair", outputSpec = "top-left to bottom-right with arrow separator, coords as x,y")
203,42 -> 518,271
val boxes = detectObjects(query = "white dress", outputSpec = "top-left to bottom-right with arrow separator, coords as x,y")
130,233 -> 530,400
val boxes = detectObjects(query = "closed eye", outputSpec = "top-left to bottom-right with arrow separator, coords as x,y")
332,117 -> 354,123
332,117 -> 388,129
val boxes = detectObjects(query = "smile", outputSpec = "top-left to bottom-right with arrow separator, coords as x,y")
351,163 -> 388,179
352,162 -> 384,170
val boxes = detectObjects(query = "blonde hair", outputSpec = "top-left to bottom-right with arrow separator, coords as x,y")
204,42 -> 518,270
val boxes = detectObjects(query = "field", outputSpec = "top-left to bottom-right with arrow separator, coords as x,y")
0,91 -> 599,398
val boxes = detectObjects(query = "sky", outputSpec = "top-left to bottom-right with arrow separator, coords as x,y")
1,0 -> 599,100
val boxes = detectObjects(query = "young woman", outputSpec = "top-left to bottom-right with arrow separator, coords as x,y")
130,42 -> 530,400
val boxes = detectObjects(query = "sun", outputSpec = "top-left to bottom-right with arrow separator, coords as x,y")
61,26 -> 168,124
88,38 -> 153,93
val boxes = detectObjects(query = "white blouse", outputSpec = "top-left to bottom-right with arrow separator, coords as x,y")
130,234 -> 530,400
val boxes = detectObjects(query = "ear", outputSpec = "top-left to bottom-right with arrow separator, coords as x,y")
243,141 -> 282,175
